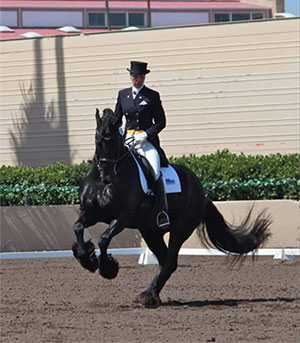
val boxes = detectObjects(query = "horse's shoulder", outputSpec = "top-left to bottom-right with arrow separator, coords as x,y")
82,166 -> 97,179
80,167 -> 102,189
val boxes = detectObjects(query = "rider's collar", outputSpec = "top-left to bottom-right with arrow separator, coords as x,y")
132,84 -> 144,95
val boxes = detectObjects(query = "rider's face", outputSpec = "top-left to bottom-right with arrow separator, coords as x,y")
130,74 -> 145,88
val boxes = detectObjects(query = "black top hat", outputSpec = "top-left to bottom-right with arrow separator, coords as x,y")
127,61 -> 150,75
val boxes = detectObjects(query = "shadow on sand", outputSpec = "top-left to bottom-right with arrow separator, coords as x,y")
163,296 -> 298,307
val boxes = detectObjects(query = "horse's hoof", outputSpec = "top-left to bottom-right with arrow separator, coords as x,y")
72,241 -> 98,273
139,291 -> 162,308
99,254 -> 119,279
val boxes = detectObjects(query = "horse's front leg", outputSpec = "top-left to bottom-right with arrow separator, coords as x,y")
97,215 -> 129,279
72,211 -> 98,273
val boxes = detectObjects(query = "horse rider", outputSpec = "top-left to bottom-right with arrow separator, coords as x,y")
114,61 -> 170,230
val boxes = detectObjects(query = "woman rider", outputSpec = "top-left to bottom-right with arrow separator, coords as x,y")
114,61 -> 170,230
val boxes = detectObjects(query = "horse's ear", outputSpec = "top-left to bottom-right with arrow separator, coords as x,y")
95,108 -> 101,126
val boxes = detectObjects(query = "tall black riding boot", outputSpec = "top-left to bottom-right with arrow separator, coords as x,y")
153,173 -> 170,229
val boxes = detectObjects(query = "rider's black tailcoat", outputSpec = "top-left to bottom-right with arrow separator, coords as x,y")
114,85 -> 168,166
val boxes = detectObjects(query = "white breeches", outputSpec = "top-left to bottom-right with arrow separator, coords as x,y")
126,134 -> 161,180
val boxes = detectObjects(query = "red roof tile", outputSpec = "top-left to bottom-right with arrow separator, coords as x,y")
0,1 -> 271,10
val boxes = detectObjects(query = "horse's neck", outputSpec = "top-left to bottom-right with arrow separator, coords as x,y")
114,149 -> 138,180
120,145 -> 128,156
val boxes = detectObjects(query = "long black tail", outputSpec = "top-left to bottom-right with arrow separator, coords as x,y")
201,199 -> 272,256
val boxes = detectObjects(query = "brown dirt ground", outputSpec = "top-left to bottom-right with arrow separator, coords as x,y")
1,255 -> 300,343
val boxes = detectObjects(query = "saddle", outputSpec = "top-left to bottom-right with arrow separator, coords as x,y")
130,150 -> 182,195
131,150 -> 155,190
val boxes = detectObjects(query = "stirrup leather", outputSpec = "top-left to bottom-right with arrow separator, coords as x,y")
157,210 -> 170,228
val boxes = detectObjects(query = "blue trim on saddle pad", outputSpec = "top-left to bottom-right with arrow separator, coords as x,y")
130,151 -> 182,195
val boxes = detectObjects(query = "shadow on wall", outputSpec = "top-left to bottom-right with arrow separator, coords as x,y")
1,206 -> 144,252
9,38 -> 73,167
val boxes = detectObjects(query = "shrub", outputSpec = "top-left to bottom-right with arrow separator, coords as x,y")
1,150 -> 299,205
168,150 -> 300,181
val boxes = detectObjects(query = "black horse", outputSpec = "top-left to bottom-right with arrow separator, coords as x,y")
72,108 -> 271,308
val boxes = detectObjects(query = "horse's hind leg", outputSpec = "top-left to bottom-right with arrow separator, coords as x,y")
139,223 -> 196,308
141,229 -> 168,266
72,210 -> 98,272
138,230 -> 168,308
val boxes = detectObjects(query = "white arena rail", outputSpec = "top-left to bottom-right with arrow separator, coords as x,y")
0,248 -> 299,263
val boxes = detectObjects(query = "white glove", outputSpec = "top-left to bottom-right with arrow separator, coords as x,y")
135,132 -> 148,143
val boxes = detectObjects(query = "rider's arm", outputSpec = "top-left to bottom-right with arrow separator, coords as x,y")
114,91 -> 123,127
145,91 -> 166,138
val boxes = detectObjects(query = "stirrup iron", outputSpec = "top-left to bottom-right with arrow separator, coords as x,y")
157,210 -> 170,228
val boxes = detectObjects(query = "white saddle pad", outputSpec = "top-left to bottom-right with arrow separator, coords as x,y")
130,152 -> 182,195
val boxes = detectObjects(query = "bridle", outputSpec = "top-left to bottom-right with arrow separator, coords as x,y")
94,130 -> 130,176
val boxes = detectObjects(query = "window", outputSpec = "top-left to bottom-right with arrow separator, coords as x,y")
87,12 -> 145,28
88,13 -> 105,27
87,12 -> 146,28
110,13 -> 145,28
214,12 -> 264,23
110,13 -> 126,27
232,13 -> 251,21
214,13 -> 230,22
252,13 -> 264,20
129,13 -> 145,27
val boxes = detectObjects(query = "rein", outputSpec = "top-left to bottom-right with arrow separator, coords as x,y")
94,142 -> 131,176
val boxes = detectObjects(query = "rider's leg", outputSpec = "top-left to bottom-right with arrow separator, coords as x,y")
137,142 -> 170,229
152,172 -> 170,229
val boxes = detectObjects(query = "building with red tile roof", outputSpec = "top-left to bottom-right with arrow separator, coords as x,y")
0,1 -> 282,39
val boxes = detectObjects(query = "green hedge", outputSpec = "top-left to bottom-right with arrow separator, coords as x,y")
168,150 -> 299,181
1,178 -> 299,206
0,162 -> 88,187
1,150 -> 299,206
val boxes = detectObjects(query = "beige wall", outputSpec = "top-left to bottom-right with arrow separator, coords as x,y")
177,200 -> 300,249
1,200 -> 299,252
0,18 -> 299,166
0,205 -> 143,252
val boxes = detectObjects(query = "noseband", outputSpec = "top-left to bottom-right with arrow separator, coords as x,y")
95,155 -> 119,174
99,130 -> 119,142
